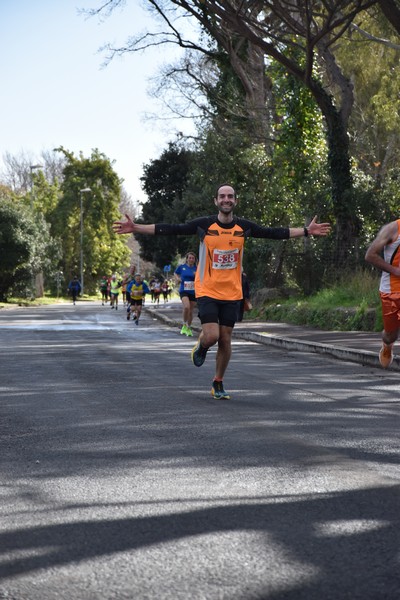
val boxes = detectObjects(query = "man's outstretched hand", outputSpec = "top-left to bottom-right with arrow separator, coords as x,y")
113,214 -> 135,235
308,216 -> 331,236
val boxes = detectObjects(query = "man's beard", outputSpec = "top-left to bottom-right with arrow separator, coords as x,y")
218,203 -> 234,214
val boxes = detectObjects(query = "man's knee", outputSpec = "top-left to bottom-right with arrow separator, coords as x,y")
201,323 -> 219,347
202,332 -> 219,347
217,328 -> 233,348
383,329 -> 399,344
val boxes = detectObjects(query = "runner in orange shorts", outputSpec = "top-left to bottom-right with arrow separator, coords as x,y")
365,218 -> 400,368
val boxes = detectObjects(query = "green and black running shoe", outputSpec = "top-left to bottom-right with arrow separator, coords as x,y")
211,380 -> 231,400
191,340 -> 208,367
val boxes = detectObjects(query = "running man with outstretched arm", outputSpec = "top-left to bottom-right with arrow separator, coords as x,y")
113,183 -> 331,400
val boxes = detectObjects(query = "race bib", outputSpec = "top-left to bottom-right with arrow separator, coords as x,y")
212,248 -> 239,270
184,281 -> 195,291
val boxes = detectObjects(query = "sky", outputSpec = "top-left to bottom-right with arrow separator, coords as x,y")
0,0 -> 192,203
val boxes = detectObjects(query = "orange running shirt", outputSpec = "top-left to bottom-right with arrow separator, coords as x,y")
155,216 -> 290,301
380,219 -> 400,294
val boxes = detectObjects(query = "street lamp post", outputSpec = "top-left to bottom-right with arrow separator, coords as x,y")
79,188 -> 91,296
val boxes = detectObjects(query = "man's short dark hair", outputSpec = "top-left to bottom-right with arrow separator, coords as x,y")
215,183 -> 236,199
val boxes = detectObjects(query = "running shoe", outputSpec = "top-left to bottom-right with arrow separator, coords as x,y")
180,325 -> 188,335
132,312 -> 137,321
186,326 -> 193,337
211,380 -> 231,400
191,340 -> 208,367
379,343 -> 393,368
127,311 -> 130,320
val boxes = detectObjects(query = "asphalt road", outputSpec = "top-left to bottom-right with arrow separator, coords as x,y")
0,302 -> 399,600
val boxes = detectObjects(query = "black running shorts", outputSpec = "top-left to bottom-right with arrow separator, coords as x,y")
197,296 -> 240,328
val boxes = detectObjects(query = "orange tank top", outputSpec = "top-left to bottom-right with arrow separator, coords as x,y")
195,222 -> 245,301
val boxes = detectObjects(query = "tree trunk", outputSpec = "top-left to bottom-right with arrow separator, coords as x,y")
311,81 -> 356,269
219,32 -> 357,269
378,0 -> 400,34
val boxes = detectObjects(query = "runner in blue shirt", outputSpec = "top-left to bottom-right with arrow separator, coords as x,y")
67,276 -> 81,305
174,252 -> 197,336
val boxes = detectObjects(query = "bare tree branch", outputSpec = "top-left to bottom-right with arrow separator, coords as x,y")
349,20 -> 400,48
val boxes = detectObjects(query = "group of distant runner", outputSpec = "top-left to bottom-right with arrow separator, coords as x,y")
96,271 -> 176,323
67,251 -> 197,338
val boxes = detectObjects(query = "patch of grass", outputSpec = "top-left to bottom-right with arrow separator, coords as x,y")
0,294 -> 98,308
305,270 -> 378,309
251,270 -> 382,332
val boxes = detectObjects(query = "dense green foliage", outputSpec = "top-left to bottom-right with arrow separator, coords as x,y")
137,143 -> 195,267
0,149 -> 130,299
52,147 -> 130,292
0,197 -> 56,301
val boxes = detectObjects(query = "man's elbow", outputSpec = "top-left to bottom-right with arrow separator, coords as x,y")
365,246 -> 374,264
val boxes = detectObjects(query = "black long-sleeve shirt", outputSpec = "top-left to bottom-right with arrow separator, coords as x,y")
155,215 -> 289,301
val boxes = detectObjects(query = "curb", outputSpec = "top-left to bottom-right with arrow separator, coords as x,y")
232,330 -> 389,370
144,306 -> 400,372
